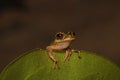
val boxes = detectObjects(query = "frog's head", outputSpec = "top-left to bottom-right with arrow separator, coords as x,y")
55,32 -> 75,42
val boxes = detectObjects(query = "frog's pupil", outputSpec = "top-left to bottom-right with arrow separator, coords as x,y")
56,33 -> 63,39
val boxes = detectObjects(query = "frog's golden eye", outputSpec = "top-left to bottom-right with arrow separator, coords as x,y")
67,32 -> 75,36
55,32 -> 64,39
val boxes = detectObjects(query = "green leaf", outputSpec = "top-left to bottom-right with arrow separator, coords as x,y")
0,49 -> 120,80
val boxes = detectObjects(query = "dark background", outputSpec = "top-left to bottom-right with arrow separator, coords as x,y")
0,0 -> 120,72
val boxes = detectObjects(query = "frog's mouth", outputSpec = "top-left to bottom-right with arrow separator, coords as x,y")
63,37 -> 75,41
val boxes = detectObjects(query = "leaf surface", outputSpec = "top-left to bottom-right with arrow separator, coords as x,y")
0,49 -> 120,80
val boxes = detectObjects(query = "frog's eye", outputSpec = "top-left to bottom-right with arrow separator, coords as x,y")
55,32 -> 64,39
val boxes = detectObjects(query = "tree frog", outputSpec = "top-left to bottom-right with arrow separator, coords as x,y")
46,32 -> 80,69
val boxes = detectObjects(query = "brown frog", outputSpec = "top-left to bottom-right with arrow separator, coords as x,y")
46,32 -> 80,69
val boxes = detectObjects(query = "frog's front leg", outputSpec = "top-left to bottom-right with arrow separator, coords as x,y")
64,48 -> 72,62
64,48 -> 81,62
46,46 -> 59,69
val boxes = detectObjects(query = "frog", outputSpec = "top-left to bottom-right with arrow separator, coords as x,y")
46,32 -> 80,69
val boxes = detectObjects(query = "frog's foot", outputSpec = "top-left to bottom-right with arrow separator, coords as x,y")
53,61 -> 60,69
64,48 -> 72,62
